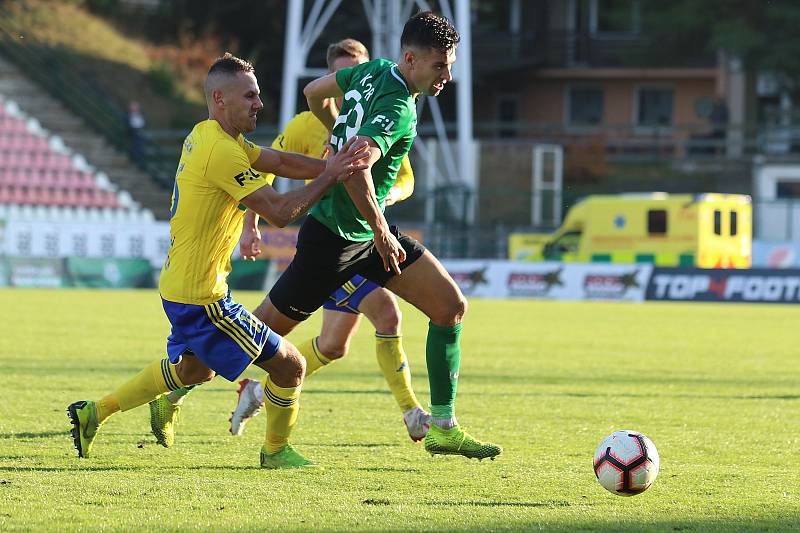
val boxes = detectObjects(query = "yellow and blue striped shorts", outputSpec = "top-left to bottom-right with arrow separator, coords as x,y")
161,295 -> 281,381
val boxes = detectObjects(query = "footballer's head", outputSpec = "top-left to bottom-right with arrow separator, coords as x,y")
205,52 -> 263,134
399,11 -> 460,97
326,38 -> 369,72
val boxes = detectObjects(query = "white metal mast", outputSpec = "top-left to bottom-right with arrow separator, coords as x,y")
279,0 -> 474,206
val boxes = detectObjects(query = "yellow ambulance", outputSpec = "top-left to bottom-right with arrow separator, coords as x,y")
509,193 -> 752,268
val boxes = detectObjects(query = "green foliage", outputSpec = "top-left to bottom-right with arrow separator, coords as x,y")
82,0 -> 121,17
147,62 -> 176,98
1,289 -> 799,531
643,0 -> 800,84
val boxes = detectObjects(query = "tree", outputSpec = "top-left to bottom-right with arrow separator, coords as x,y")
642,1 -> 800,84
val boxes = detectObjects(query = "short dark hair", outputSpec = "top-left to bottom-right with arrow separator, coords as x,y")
208,52 -> 254,77
326,38 -> 369,70
400,11 -> 460,52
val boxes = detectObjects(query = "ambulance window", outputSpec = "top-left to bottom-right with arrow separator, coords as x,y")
647,210 -> 667,234
555,232 -> 580,253
714,210 -> 722,235
730,211 -> 738,236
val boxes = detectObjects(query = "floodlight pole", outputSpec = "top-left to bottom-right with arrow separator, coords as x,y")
279,0 -> 475,213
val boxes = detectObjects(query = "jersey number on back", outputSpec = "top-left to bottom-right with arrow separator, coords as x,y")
330,89 -> 364,151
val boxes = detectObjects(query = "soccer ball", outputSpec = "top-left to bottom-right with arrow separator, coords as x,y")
593,430 -> 660,496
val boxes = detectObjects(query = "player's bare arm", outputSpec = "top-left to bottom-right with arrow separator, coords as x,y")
304,72 -> 343,131
239,210 -> 262,260
342,136 -> 407,274
252,146 -> 327,180
242,137 -> 369,227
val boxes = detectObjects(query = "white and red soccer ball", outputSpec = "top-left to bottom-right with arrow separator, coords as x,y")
593,430 -> 660,496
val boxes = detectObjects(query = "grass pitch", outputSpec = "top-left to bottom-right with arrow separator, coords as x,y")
0,288 -> 798,532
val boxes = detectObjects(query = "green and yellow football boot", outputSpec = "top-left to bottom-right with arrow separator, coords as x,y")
67,400 -> 101,458
149,394 -> 181,448
260,444 -> 318,469
424,424 -> 502,460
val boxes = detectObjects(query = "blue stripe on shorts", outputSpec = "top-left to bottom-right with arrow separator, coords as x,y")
162,295 -> 281,382
321,274 -> 380,315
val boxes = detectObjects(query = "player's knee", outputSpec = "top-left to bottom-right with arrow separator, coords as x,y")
316,336 -> 348,360
364,291 -> 403,335
369,300 -> 402,334
432,292 -> 468,326
265,346 -> 306,387
449,293 -> 468,322
176,362 -> 215,386
288,348 -> 306,380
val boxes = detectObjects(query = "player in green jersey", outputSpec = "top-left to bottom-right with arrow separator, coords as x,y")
261,11 -> 501,461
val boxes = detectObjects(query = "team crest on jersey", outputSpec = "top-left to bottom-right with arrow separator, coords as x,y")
183,135 -> 194,153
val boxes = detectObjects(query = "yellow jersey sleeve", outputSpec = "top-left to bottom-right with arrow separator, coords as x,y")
393,155 -> 415,202
241,137 -> 262,164
206,140 -> 267,202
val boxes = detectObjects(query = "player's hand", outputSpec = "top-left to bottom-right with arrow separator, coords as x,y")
239,225 -> 262,261
375,230 -> 406,275
323,137 -> 370,182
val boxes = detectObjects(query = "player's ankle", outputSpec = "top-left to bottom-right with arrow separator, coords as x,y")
431,417 -> 457,429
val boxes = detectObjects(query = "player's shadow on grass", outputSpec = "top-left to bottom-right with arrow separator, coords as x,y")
498,390 -> 800,401
304,442 -> 398,448
302,389 -> 391,396
0,465 -> 151,472
355,466 -> 421,473
0,465 -> 264,473
0,431 -> 65,439
428,500 -> 573,508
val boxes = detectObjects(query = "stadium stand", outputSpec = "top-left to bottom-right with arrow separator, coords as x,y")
0,54 -> 170,220
0,96 -> 137,214
0,94 -> 170,268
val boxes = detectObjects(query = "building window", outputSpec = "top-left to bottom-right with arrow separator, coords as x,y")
497,95 -> 518,138
637,87 -> 673,127
568,87 -> 603,126
647,209 -> 667,234
730,211 -> 738,237
714,210 -> 722,236
776,181 -> 800,199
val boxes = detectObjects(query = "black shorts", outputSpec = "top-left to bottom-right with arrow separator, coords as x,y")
269,215 -> 426,321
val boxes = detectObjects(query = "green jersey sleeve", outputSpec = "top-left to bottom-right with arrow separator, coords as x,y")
335,65 -> 356,94
356,93 -> 415,156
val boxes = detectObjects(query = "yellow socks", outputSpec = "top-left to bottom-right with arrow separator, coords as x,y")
97,358 -> 185,423
298,337 -> 333,378
96,394 -> 120,424
263,375 -> 301,455
375,334 -> 421,412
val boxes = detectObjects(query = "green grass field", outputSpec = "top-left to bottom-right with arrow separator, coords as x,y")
1,289 -> 798,531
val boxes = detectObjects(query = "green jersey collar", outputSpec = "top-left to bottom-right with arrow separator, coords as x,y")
390,65 -> 411,95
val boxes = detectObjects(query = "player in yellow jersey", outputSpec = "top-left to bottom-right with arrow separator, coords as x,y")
66,52 -> 369,469
153,39 -> 431,445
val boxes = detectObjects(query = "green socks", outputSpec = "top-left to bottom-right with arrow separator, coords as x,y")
426,322 -> 462,422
